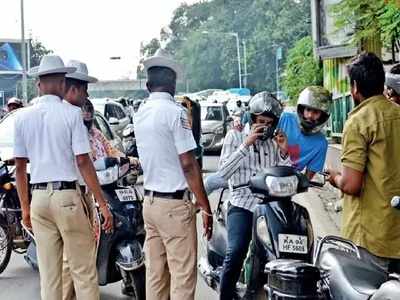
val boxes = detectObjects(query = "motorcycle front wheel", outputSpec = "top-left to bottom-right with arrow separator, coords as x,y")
126,266 -> 146,300
0,222 -> 12,274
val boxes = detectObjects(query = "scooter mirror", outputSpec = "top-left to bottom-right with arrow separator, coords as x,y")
308,173 -> 326,188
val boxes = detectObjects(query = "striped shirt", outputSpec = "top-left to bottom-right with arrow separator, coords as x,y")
219,125 -> 291,212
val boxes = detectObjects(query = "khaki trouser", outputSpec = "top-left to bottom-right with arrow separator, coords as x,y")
31,185 -> 99,300
62,191 -> 97,300
143,196 -> 197,300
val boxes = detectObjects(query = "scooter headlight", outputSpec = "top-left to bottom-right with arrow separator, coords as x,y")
96,165 -> 119,185
256,216 -> 272,249
265,175 -> 298,197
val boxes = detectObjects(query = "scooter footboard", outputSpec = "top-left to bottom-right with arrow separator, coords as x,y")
115,239 -> 144,271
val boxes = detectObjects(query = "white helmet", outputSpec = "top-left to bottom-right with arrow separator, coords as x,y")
249,92 -> 283,140
297,86 -> 331,134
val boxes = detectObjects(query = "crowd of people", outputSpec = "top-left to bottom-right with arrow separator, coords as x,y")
3,49 -> 399,300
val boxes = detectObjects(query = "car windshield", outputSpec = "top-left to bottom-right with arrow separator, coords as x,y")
201,106 -> 223,121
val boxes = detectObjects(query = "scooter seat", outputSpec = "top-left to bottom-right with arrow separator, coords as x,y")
318,248 -> 388,300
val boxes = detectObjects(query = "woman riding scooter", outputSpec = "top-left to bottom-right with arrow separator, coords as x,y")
81,98 -> 139,165
217,92 -> 291,299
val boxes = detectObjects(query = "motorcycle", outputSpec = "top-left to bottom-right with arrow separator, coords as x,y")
263,197 -> 400,299
25,157 -> 146,299
0,160 -> 34,274
198,166 -> 320,298
95,157 -> 145,299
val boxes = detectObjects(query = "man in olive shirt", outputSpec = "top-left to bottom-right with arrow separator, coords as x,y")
327,52 -> 400,272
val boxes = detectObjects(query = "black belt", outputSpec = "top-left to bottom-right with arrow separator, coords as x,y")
144,189 -> 187,200
32,181 -> 76,191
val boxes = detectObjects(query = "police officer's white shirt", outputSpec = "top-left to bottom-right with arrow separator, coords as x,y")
13,95 -> 91,184
134,92 -> 196,192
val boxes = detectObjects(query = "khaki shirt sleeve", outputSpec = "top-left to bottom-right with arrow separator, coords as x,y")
341,121 -> 367,172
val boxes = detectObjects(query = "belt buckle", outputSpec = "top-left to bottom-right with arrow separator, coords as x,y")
149,191 -> 154,204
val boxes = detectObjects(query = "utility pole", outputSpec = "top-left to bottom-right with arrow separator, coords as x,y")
242,40 -> 248,88
233,33 -> 242,89
276,46 -> 282,97
20,0 -> 28,103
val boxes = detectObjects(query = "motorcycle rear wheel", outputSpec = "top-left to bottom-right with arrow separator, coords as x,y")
0,222 -> 12,274
127,266 -> 146,300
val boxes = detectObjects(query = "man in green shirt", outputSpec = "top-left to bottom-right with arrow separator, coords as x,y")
327,52 -> 400,272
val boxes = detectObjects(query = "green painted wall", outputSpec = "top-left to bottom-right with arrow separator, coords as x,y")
322,36 -> 382,137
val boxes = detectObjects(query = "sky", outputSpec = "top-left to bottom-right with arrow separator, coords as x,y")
2,0 -> 198,80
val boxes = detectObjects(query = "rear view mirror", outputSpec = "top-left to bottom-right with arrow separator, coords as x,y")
108,117 -> 120,125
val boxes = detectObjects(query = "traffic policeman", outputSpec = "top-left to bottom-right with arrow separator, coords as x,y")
14,55 -> 113,300
134,49 -> 212,300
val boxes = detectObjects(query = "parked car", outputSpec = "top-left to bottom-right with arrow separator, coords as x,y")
0,109 -> 123,161
91,98 -> 131,139
200,102 -> 233,152
115,97 -> 134,122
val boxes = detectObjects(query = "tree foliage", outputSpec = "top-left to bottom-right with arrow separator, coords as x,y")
30,39 -> 53,67
333,0 -> 400,60
139,0 -> 311,93
281,36 -> 323,104
136,38 -> 161,79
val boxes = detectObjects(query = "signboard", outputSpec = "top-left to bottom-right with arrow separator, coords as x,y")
0,39 -> 30,74
312,0 -> 357,59
319,0 -> 353,47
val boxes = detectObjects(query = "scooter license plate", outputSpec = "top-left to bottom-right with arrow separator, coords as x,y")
115,188 -> 137,202
278,234 -> 308,254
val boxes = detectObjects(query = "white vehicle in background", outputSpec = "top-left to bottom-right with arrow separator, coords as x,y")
200,102 -> 233,152
226,95 -> 251,115
91,98 -> 131,139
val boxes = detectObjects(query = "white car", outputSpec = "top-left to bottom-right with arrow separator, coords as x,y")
0,109 -> 123,161
91,98 -> 131,139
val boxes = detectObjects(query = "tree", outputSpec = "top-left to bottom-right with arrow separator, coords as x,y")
136,38 -> 161,79
333,0 -> 400,61
30,39 -> 53,67
159,0 -> 311,93
281,36 -> 323,105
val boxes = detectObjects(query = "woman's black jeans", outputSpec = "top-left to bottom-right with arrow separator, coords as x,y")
219,205 -> 253,300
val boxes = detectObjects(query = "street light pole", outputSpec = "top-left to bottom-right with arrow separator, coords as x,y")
242,40 -> 248,88
202,31 -> 242,88
275,46 -> 282,97
20,0 -> 28,103
233,33 -> 242,89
